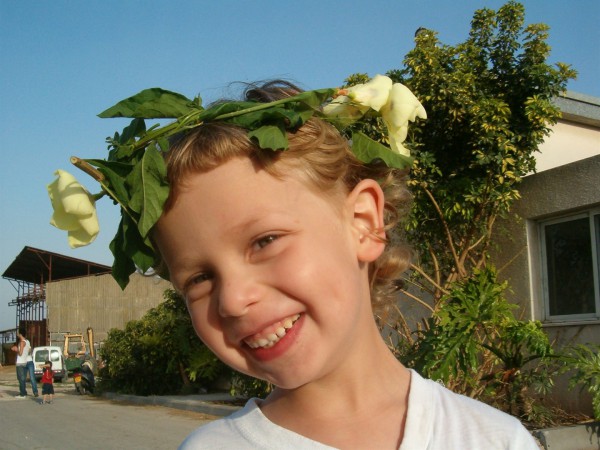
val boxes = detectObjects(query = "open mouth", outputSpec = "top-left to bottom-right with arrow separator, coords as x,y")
244,314 -> 301,349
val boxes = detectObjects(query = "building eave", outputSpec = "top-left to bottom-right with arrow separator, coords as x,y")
554,91 -> 600,127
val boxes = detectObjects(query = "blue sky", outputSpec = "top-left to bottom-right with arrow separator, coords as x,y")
1,0 -> 599,330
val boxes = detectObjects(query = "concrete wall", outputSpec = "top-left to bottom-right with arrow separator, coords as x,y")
46,273 -> 172,343
492,154 -> 600,415
494,154 -> 600,318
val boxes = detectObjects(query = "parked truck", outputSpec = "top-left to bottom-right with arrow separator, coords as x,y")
32,346 -> 68,382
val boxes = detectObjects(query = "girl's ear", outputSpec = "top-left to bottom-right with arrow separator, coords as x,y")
347,179 -> 386,263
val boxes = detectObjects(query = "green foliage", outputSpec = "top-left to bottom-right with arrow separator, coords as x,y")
404,267 -> 554,419
559,344 -> 600,420
89,81 -> 418,288
92,87 -> 342,288
384,1 -> 575,297
98,289 -> 228,395
230,372 -> 273,399
187,345 -> 226,383
350,132 -> 412,169
346,2 -> 579,423
98,88 -> 201,119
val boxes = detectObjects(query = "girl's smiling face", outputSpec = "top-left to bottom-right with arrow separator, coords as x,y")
155,157 -> 384,389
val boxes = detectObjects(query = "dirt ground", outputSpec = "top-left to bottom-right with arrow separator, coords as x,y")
0,363 -> 217,421
0,364 -> 17,383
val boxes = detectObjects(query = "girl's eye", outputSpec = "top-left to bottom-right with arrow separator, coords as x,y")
183,272 -> 213,304
254,234 -> 279,249
191,272 -> 212,285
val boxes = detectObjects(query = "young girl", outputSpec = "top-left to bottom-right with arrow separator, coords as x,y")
40,360 -> 54,404
50,77 -> 538,449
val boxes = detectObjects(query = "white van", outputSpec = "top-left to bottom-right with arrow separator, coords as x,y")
32,346 -> 68,382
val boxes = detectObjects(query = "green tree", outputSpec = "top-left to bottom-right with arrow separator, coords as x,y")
99,289 -> 228,395
346,1 -> 579,423
391,1 -> 576,422
392,2 -> 581,423
383,1 -> 575,301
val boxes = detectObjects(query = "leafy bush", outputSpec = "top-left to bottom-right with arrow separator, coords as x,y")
559,344 -> 600,420
98,289 -> 228,395
401,267 -> 555,423
230,372 -> 272,399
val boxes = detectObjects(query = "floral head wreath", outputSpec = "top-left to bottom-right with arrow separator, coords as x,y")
47,75 -> 426,289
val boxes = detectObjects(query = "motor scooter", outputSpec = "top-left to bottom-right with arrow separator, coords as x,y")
73,360 -> 95,394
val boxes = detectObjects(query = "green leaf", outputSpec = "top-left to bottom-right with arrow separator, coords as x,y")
86,159 -> 133,204
230,107 -> 298,130
126,232 -> 155,274
98,88 -> 199,119
199,101 -> 256,122
109,214 -> 156,289
351,132 -> 413,169
200,88 -> 335,125
108,143 -> 136,162
291,88 -> 337,108
126,145 -> 170,238
119,118 -> 147,143
109,218 -> 137,290
248,124 -> 288,150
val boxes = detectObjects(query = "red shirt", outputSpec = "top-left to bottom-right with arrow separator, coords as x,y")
41,367 -> 53,384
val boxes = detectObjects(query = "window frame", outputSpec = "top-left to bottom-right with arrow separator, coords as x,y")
539,208 -> 600,322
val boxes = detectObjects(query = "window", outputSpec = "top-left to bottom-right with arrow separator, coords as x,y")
540,210 -> 600,321
50,349 -> 61,362
34,349 -> 49,363
34,348 -> 61,362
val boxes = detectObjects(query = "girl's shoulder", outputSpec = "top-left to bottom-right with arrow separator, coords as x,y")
402,370 -> 538,449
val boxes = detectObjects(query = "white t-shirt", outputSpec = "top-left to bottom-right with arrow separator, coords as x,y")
179,370 -> 539,449
16,339 -> 31,365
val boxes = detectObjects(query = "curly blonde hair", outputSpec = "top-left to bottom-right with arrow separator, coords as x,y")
161,81 -> 412,314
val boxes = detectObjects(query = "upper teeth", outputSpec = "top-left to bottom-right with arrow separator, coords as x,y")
245,314 -> 300,349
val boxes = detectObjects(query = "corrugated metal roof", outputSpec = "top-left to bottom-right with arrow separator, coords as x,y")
2,246 -> 111,284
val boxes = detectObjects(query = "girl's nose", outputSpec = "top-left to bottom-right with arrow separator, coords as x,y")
217,275 -> 261,318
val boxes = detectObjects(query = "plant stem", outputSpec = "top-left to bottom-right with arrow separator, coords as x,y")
71,156 -> 138,225
70,157 -> 105,182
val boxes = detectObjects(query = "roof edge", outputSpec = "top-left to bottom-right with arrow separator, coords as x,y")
554,91 -> 600,127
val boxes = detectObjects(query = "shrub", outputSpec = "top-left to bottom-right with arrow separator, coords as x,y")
98,289 -> 227,395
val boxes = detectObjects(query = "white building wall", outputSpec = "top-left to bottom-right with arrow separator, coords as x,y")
536,120 -> 600,172
491,90 -> 600,416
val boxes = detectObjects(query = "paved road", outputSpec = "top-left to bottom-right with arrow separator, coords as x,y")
0,366 -> 216,450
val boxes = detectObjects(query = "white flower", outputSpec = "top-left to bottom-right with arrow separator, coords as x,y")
323,75 -> 393,125
380,83 -> 427,156
322,95 -> 367,127
346,74 -> 393,112
380,83 -> 427,129
47,170 -> 99,248
323,75 -> 426,156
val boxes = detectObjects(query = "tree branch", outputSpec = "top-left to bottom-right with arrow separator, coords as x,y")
398,288 -> 436,313
410,263 -> 450,297
422,186 -> 465,277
